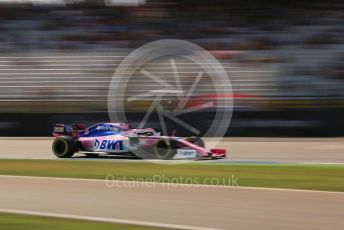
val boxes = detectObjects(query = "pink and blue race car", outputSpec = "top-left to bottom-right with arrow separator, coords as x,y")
52,123 -> 226,160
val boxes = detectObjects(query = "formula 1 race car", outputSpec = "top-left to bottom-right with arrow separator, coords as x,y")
51,123 -> 226,160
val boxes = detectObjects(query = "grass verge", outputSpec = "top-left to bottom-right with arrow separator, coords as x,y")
0,159 -> 343,191
0,213 -> 165,230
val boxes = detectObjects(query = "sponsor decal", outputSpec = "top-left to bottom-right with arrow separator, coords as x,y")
94,139 -> 123,151
96,125 -> 119,132
174,149 -> 197,159
94,139 -> 100,149
54,126 -> 64,133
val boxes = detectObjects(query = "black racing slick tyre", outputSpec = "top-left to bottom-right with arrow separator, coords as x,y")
154,139 -> 177,160
52,136 -> 77,158
185,136 -> 205,148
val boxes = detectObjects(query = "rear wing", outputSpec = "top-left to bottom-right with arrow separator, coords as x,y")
52,124 -> 86,137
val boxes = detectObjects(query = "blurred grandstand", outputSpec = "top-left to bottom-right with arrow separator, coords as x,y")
0,0 -> 343,136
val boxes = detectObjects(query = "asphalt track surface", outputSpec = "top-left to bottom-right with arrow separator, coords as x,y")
1,137 -> 344,163
0,175 -> 343,230
1,138 -> 344,229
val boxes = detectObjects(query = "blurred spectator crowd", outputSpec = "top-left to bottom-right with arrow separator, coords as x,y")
0,0 -> 343,113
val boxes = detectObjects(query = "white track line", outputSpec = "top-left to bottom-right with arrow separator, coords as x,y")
0,175 -> 343,194
296,162 -> 344,165
0,208 -> 222,230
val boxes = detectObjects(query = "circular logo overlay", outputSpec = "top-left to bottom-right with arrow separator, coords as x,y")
108,39 -> 233,163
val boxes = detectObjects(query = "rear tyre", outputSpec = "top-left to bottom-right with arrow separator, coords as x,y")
185,136 -> 205,148
52,136 -> 77,158
154,139 -> 177,160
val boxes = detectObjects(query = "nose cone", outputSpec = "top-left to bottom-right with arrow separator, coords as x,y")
210,149 -> 227,158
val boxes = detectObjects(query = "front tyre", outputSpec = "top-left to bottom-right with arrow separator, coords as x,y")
154,139 -> 177,160
52,136 -> 77,158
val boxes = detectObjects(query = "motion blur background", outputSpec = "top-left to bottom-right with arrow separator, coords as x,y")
0,0 -> 343,136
